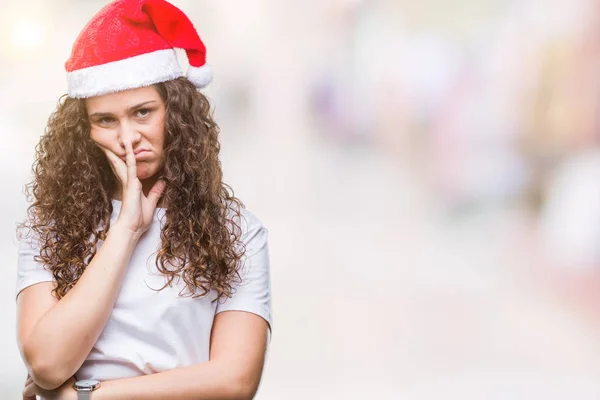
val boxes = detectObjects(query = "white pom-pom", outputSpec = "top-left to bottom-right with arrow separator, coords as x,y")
187,64 -> 213,88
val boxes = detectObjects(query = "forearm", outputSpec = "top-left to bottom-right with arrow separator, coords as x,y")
24,223 -> 139,388
92,361 -> 256,400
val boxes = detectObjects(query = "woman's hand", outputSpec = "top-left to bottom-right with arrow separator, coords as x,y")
23,374 -> 77,400
100,139 -> 166,237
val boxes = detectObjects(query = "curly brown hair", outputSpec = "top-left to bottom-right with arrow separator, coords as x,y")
17,77 -> 245,301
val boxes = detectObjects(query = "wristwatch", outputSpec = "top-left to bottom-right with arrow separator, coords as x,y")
73,379 -> 101,400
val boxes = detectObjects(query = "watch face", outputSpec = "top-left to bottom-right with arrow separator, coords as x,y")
75,379 -> 100,389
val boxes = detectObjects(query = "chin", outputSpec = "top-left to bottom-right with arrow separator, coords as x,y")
138,173 -> 157,182
137,166 -> 158,181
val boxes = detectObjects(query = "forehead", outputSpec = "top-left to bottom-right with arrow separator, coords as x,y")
85,85 -> 162,114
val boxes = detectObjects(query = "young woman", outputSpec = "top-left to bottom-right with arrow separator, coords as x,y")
15,1 -> 272,399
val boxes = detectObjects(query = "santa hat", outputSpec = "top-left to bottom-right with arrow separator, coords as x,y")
65,0 -> 213,99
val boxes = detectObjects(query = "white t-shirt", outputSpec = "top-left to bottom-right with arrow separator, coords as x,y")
15,199 -> 272,381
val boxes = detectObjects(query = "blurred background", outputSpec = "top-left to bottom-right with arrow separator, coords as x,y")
1,0 -> 600,398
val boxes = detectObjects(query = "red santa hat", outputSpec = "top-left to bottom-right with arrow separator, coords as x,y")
65,0 -> 213,99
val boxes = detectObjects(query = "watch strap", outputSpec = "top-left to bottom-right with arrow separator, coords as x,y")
77,390 -> 91,400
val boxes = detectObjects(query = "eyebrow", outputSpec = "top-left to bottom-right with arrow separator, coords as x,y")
88,100 -> 157,118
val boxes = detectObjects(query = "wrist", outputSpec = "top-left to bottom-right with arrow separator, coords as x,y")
109,221 -> 142,243
69,386 -> 79,400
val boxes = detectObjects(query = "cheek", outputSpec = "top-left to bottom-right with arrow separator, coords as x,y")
151,117 -> 166,150
89,129 -> 108,147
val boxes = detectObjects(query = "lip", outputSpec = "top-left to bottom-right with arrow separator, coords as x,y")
119,149 -> 151,160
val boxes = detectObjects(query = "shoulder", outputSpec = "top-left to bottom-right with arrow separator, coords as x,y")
224,201 -> 268,246
225,201 -> 266,234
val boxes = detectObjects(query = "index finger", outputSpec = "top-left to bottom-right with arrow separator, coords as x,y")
124,140 -> 138,183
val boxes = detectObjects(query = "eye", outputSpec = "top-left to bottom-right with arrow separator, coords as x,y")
135,108 -> 152,118
97,116 -> 116,125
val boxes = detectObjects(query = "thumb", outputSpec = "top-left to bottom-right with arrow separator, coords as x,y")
22,384 -> 36,399
146,179 -> 166,208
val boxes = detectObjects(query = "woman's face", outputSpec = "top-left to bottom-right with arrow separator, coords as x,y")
85,85 -> 167,184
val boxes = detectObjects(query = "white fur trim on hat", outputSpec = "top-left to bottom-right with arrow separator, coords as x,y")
67,49 -> 183,98
186,64 -> 213,88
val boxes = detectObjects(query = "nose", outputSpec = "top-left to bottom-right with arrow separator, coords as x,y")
117,121 -> 141,149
